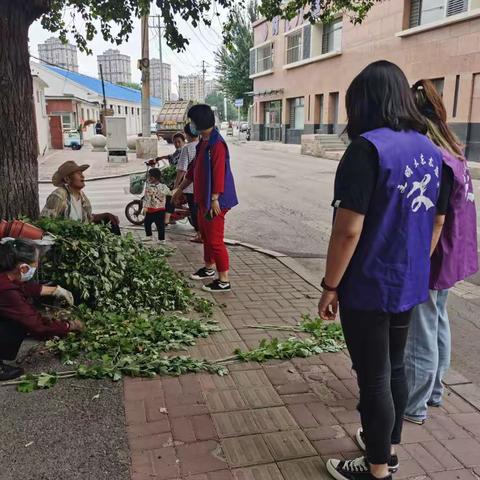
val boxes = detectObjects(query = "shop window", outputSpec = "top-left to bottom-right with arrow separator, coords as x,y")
409,0 -> 468,28
321,19 -> 343,54
289,97 -> 305,130
250,42 -> 273,75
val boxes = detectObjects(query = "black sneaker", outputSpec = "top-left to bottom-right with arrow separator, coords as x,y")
190,267 -> 215,281
202,280 -> 231,293
355,429 -> 399,473
0,361 -> 24,381
326,456 -> 392,480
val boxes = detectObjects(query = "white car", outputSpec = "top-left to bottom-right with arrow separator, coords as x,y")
220,121 -> 229,130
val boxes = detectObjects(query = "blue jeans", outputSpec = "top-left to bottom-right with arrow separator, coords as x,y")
404,289 -> 451,421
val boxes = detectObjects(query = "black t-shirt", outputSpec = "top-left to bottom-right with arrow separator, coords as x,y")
332,137 -> 453,215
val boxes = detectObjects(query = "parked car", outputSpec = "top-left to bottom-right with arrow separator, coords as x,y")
220,121 -> 229,130
240,122 -> 249,132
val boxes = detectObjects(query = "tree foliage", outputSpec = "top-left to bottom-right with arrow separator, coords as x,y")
215,1 -> 257,112
118,81 -> 142,90
205,91 -> 237,122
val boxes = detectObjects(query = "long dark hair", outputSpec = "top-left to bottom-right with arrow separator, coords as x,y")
345,60 -> 427,139
0,239 -> 38,272
411,79 -> 464,159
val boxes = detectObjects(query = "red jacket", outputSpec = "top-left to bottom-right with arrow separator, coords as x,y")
0,273 -> 70,339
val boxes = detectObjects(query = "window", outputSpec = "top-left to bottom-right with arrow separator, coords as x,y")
117,105 -> 121,114
289,97 -> 305,130
132,107 -> 135,115
125,106 -> 128,115
431,77 -> 445,95
81,108 -> 85,120
250,42 -> 273,75
286,30 -> 302,64
453,75 -> 460,118
61,114 -> 72,130
409,0 -> 469,28
137,108 -> 140,116
322,19 -> 343,54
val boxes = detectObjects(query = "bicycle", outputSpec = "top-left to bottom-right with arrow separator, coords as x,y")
124,158 -> 193,227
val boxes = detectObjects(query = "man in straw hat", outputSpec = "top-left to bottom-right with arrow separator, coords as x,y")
41,161 -> 120,234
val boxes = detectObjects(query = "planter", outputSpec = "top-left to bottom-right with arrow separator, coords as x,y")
4,221 -> 43,240
0,220 -> 9,238
19,222 -> 43,240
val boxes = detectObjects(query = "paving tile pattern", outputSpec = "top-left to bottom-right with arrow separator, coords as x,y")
124,236 -> 480,479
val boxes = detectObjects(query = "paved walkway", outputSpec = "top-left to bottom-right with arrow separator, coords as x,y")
124,233 -> 480,480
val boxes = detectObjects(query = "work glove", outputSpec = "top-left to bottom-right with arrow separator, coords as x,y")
53,286 -> 75,306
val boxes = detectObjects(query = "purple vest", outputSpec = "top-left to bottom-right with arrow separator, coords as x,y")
338,128 -> 443,313
429,150 -> 478,289
202,128 -> 239,211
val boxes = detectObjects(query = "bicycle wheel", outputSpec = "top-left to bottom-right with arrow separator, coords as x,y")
125,200 -> 145,225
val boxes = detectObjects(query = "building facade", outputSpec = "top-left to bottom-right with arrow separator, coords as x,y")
38,37 -> 78,72
204,79 -> 217,98
32,75 -> 50,156
250,0 -> 480,161
97,49 -> 132,85
31,62 -> 162,149
178,74 -> 205,101
150,59 -> 171,103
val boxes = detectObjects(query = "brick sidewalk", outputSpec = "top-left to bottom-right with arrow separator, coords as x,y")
124,234 -> 480,480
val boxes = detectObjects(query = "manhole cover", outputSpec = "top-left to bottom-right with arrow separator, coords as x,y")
252,175 -> 276,179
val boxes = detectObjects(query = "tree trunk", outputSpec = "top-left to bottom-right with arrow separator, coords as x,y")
0,1 -> 49,220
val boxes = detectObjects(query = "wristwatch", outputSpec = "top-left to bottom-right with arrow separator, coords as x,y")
321,277 -> 337,292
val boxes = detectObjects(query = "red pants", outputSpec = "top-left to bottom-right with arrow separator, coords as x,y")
197,208 -> 229,272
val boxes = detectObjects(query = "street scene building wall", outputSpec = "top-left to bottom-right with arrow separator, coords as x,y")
31,62 -> 162,149
38,37 -> 79,72
97,49 -> 132,85
250,0 -> 480,161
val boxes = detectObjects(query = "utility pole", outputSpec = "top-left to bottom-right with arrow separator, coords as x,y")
140,14 -> 150,137
99,63 -> 107,135
202,60 -> 206,101
224,96 -> 228,122
149,16 -> 165,104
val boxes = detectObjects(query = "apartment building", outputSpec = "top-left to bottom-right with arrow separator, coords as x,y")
38,37 -> 79,72
250,0 -> 480,161
178,74 -> 205,101
150,59 -> 172,102
97,49 -> 132,85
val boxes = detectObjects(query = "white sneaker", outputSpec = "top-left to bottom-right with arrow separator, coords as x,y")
142,237 -> 153,243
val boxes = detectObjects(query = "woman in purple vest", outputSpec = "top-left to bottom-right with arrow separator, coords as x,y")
318,61 -> 446,480
403,80 -> 478,425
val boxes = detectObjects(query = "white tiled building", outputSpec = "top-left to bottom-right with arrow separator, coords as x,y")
97,49 -> 132,85
150,59 -> 171,103
38,37 -> 78,72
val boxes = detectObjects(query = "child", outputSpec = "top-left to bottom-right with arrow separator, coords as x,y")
143,168 -> 171,244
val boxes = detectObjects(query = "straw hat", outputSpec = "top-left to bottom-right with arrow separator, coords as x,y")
52,161 -> 89,187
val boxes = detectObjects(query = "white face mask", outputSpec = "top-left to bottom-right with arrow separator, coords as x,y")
20,264 -> 37,282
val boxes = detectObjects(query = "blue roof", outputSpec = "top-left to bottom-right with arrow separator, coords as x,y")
45,65 -> 162,107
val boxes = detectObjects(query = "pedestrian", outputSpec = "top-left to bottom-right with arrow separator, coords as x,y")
157,132 -> 186,226
172,104 -> 238,293
403,80 -> 478,425
0,239 -> 84,381
318,61 -> 444,480
95,120 -> 103,135
41,161 -> 121,235
142,168 -> 171,245
175,123 -> 201,243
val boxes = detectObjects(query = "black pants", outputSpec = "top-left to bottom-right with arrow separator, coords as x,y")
95,218 -> 121,236
184,193 -> 198,231
144,210 -> 166,240
0,320 -> 26,361
340,307 -> 412,464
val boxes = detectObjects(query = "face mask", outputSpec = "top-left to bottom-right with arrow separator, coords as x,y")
20,264 -> 36,282
190,123 -> 198,136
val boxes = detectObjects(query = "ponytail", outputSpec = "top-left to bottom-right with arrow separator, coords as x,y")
0,239 -> 39,273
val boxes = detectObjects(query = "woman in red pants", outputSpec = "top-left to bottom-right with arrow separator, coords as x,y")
173,104 -> 238,292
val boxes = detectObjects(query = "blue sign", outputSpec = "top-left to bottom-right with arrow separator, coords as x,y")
234,98 -> 244,108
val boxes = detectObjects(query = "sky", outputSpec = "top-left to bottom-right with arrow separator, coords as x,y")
28,3 -> 226,94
